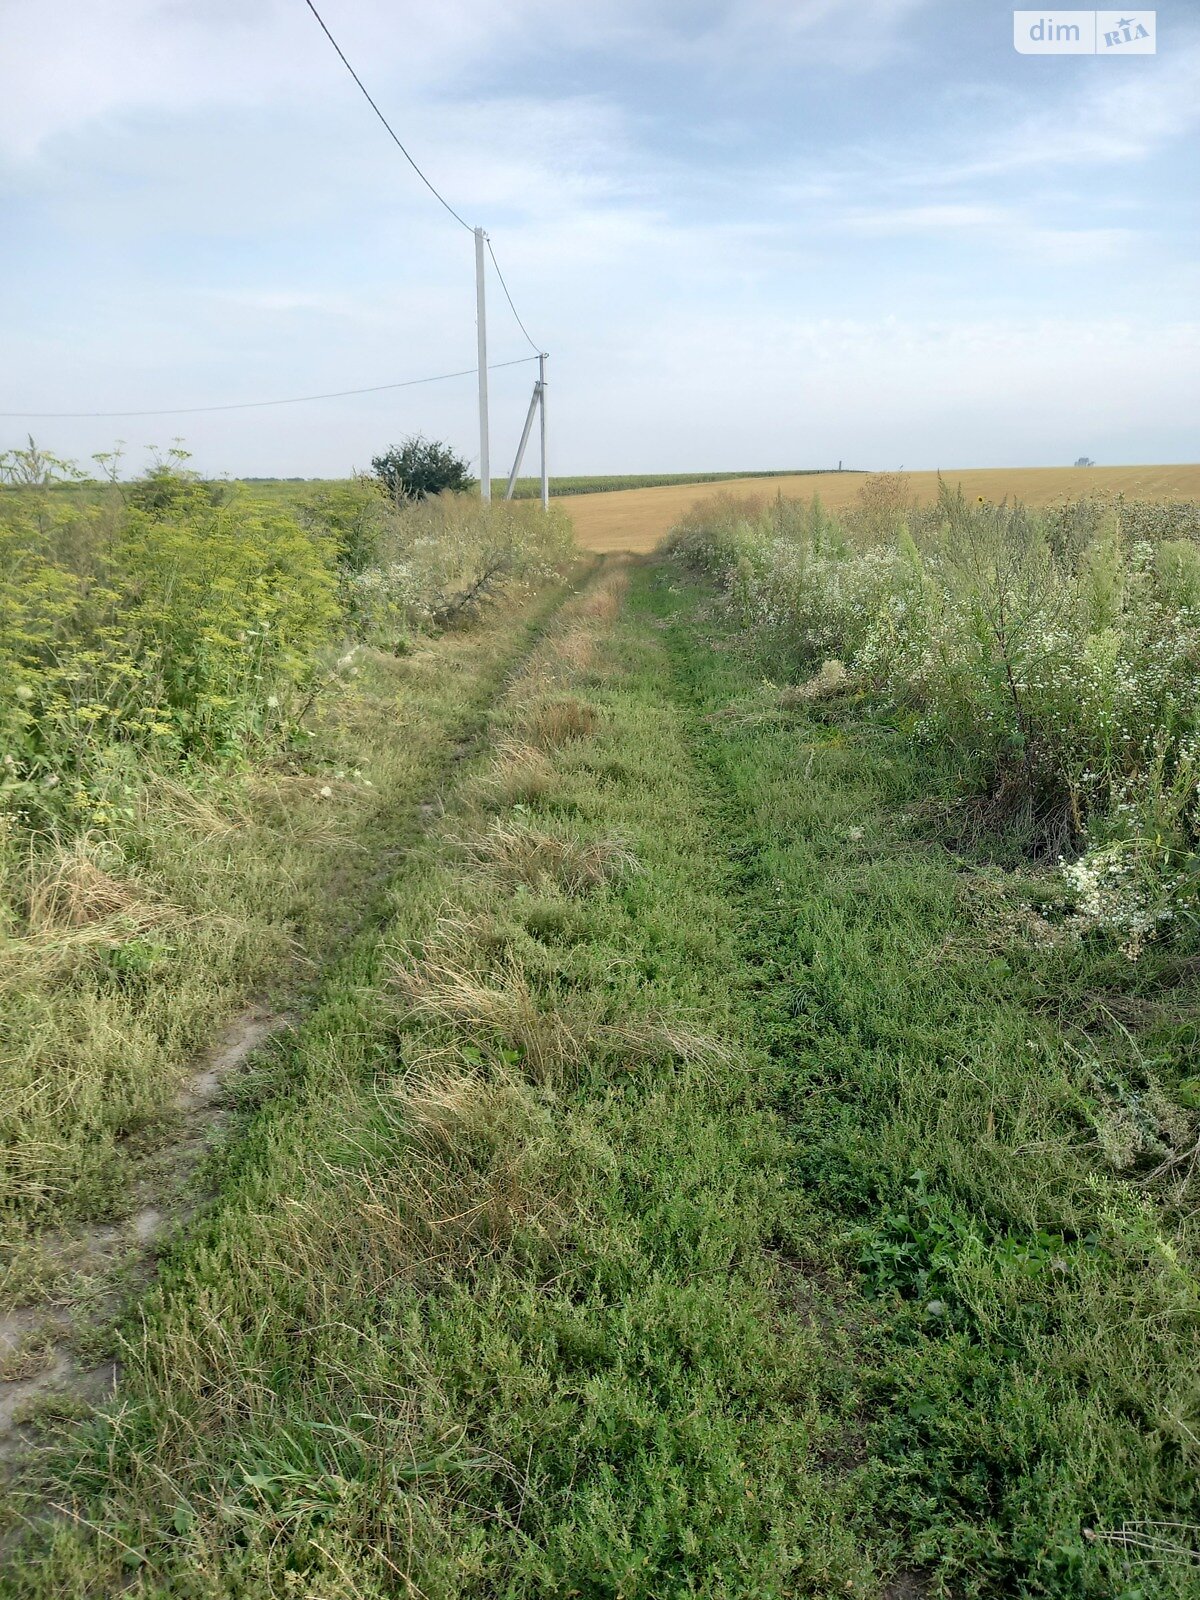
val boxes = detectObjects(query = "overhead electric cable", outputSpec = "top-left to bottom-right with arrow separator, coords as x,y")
486,237 -> 542,354
0,357 -> 539,419
300,0 -> 472,232
301,0 -> 544,354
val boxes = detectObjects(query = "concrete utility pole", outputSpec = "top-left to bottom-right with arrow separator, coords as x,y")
504,378 -> 541,501
475,226 -> 490,502
538,352 -> 548,511
503,353 -> 551,509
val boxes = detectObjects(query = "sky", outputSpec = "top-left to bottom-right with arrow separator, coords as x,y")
1,0 -> 1197,478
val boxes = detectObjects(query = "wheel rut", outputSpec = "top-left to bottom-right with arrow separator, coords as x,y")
0,569 -> 588,1478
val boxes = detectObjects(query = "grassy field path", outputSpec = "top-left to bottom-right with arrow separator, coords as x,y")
3,552 -> 1197,1596
0,564 -> 592,1486
654,563 -> 1200,1598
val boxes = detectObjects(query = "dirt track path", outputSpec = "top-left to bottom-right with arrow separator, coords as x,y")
0,566 -> 591,1480
5,547 -> 1197,1596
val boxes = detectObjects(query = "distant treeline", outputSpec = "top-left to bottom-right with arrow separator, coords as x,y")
2,468 -> 865,501
160,469 -> 868,498
501,469 -> 862,498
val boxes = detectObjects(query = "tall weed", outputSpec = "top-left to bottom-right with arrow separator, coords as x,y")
347,492 -> 573,641
2,473 -> 574,844
1,478 -> 339,834
670,477 -> 1200,949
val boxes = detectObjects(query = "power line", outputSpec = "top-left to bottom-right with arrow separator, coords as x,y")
486,238 -> 542,355
5,11 -> 551,434
301,0 -> 471,233
0,357 -> 539,420
302,0 -> 545,356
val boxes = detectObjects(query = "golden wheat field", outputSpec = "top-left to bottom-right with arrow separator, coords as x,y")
567,463 -> 1200,552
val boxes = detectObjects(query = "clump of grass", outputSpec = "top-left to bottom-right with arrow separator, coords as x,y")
542,626 -> 598,677
520,696 -> 599,748
0,840 -> 183,1001
459,819 -> 637,895
393,925 -> 723,1087
392,950 -> 594,1082
391,1065 -> 566,1269
605,1014 -> 730,1067
572,570 -> 628,623
21,838 -> 166,938
474,741 -> 559,809
290,1057 -> 569,1293
0,1324 -> 60,1383
779,659 -> 850,706
139,773 -> 247,841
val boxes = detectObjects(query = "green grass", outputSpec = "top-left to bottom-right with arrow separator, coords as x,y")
3,555 -> 1198,1596
1,570 -> 581,1281
659,567 -> 1200,1596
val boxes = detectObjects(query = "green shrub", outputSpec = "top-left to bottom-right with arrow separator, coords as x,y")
2,463 -> 577,845
349,492 -> 574,640
371,435 -> 473,501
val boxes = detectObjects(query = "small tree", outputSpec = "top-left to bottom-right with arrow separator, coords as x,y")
371,436 -> 473,501
1074,456 -> 1096,468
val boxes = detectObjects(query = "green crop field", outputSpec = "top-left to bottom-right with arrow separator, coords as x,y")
0,467 -> 843,517
3,464 -> 1200,1596
187,468 -> 844,502
233,470 -> 842,498
497,468 -> 843,498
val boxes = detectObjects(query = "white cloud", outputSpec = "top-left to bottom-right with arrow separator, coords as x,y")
826,201 -> 1136,263
614,0 -> 935,69
0,0 -> 939,167
924,37 -> 1200,180
0,1 -> 1192,477
0,0 -> 561,162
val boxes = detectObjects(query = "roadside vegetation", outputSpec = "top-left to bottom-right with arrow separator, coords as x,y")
671,475 -> 1200,954
664,479 -> 1200,1591
0,442 -> 572,1247
4,461 -> 1200,1595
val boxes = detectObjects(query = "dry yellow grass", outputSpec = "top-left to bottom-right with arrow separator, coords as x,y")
459,820 -> 638,895
392,952 -> 592,1082
565,464 -> 1200,553
521,697 -> 600,749
5,839 -> 184,977
475,740 -> 559,809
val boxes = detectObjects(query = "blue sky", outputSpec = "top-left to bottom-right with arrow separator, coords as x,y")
1,0 -> 1197,477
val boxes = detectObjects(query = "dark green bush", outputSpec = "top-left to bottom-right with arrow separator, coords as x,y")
371,436 -> 473,501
